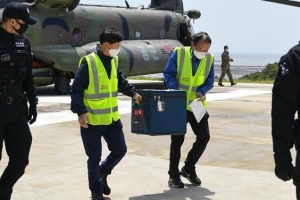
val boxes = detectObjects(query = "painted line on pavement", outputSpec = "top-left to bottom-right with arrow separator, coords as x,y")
207,89 -> 271,101
32,89 -> 271,127
31,100 -> 132,127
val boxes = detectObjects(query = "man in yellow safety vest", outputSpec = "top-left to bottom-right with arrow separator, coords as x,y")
163,31 -> 214,188
70,26 -> 142,200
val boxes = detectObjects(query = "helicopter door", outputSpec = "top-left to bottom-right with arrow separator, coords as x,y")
178,23 -> 189,44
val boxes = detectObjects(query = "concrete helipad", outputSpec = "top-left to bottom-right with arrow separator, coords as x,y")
0,81 -> 296,200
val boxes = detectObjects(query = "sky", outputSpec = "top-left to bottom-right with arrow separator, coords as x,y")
79,0 -> 300,54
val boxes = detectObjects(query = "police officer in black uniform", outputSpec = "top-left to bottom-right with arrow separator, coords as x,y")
0,3 -> 37,200
272,41 -> 300,199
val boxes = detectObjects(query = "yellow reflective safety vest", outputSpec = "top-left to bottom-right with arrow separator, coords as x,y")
79,52 -> 119,125
175,47 -> 214,111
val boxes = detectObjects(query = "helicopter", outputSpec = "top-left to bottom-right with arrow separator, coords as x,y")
0,0 -> 201,94
261,0 -> 300,7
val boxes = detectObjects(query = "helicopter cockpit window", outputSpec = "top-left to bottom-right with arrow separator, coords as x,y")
151,0 -> 179,11
73,28 -> 82,43
134,28 -> 142,40
152,0 -> 179,6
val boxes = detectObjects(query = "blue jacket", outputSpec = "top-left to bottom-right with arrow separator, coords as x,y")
163,48 -> 214,96
70,47 -> 137,116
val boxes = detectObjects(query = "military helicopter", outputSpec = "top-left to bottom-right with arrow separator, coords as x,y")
262,0 -> 300,7
0,0 -> 200,94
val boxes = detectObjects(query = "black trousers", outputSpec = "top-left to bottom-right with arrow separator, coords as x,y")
294,136 -> 300,200
168,110 -> 210,176
0,102 -> 32,200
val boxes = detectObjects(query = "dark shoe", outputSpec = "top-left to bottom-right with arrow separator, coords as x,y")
218,83 -> 224,86
91,192 -> 105,200
231,82 -> 237,86
168,173 -> 184,188
180,167 -> 201,186
101,174 -> 111,195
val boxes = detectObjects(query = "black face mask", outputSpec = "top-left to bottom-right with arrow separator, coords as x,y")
13,20 -> 28,35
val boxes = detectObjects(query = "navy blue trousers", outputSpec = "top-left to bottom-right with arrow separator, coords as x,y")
81,119 -> 127,193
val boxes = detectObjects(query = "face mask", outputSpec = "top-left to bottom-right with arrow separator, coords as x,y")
109,48 -> 120,57
106,44 -> 120,57
193,50 -> 206,59
13,20 -> 28,35
225,49 -> 229,52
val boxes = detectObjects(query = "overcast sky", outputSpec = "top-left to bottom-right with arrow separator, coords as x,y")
80,0 -> 300,54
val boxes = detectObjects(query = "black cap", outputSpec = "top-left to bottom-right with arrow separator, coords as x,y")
2,3 -> 37,25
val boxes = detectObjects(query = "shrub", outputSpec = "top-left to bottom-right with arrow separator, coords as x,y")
238,62 -> 278,81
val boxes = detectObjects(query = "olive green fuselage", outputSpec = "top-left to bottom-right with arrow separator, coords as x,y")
0,1 -> 198,94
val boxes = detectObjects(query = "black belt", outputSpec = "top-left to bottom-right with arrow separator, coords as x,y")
0,96 -> 24,104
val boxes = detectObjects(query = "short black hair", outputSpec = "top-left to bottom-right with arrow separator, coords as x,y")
1,17 -> 10,24
99,26 -> 123,44
192,32 -> 212,45
224,45 -> 228,49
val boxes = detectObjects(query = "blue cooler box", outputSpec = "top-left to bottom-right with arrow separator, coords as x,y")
131,89 -> 187,135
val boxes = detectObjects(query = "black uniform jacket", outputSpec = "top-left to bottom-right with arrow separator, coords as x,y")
70,47 -> 137,116
0,26 -> 36,105
272,43 -> 300,155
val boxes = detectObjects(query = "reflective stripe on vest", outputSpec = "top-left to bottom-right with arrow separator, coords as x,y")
176,47 -> 213,110
86,106 -> 118,115
80,52 -> 120,125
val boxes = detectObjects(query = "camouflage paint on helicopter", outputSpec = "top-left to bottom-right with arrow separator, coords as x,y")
0,0 -> 201,94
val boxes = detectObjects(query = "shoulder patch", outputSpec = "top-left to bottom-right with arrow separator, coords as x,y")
279,61 -> 290,76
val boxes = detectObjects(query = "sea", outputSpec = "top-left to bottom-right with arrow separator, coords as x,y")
141,52 -> 282,79
213,52 -> 282,66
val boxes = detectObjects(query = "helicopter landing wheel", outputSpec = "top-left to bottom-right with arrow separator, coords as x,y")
54,76 -> 70,95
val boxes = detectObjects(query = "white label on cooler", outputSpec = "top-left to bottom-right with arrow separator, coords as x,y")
157,100 -> 163,112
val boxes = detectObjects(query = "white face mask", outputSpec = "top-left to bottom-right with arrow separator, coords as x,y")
225,49 -> 229,52
193,50 -> 206,59
109,48 -> 120,57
